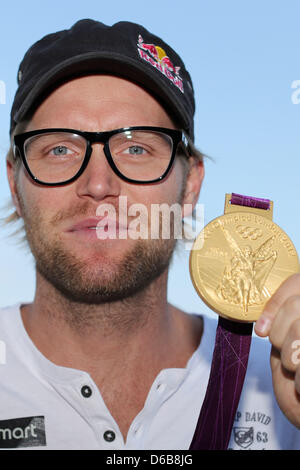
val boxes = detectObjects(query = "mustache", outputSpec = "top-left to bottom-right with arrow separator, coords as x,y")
50,200 -> 118,225
49,199 -> 145,229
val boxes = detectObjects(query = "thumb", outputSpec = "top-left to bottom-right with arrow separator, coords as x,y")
255,274 -> 300,337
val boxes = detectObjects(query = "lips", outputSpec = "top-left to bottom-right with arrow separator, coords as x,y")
68,217 -> 109,232
67,217 -> 130,236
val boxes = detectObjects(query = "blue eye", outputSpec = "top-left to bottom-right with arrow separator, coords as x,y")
127,146 -> 145,155
51,146 -> 70,156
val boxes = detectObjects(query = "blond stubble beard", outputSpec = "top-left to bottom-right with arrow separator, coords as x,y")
19,196 -> 179,330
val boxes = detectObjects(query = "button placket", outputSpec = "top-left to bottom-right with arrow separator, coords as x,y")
77,381 -> 124,447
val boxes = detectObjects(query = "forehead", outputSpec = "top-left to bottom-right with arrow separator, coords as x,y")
26,75 -> 177,132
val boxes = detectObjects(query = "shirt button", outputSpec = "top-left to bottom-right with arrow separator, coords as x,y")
81,385 -> 92,398
103,430 -> 116,442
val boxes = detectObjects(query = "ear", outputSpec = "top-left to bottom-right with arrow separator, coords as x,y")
181,157 -> 204,218
6,159 -> 22,217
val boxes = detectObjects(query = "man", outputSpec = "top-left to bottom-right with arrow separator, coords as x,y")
1,19 -> 300,450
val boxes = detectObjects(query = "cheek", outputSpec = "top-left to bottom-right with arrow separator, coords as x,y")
125,163 -> 184,236
136,161 -> 184,207
16,170 -> 68,220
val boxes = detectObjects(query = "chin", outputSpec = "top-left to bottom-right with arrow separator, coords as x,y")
34,236 -> 176,305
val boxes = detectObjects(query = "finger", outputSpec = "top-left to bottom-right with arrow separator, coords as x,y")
270,347 -> 300,428
268,296 -> 300,349
280,318 -> 300,372
255,273 -> 300,337
295,366 -> 300,395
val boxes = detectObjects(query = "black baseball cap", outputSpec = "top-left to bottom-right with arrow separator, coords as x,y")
10,19 -> 195,140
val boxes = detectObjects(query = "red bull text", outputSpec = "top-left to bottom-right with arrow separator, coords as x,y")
137,35 -> 184,93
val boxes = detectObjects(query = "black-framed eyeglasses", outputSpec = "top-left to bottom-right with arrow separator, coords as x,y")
13,126 -> 189,186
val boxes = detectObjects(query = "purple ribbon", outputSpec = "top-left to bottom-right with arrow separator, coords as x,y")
189,318 -> 253,450
189,194 -> 270,450
231,193 -> 271,211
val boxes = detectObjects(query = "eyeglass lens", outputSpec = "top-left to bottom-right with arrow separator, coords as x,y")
23,130 -> 174,184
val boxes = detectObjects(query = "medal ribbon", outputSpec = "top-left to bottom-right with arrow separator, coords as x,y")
189,194 -> 270,450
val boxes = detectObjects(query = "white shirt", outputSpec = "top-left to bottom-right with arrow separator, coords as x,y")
0,304 -> 299,450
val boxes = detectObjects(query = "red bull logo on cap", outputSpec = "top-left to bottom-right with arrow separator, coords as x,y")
137,35 -> 184,93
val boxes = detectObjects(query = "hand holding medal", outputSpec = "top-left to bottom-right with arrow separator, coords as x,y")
189,193 -> 300,449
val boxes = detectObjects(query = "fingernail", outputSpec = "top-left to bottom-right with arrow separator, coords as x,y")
255,316 -> 271,336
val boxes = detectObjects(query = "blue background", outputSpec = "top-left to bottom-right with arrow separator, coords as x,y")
0,0 -> 299,319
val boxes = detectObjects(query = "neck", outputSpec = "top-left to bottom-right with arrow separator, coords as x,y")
21,268 -> 193,373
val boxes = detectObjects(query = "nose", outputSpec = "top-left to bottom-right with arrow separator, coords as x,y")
75,143 -> 121,201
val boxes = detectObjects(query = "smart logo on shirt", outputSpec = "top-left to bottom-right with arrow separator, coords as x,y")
0,416 -> 46,448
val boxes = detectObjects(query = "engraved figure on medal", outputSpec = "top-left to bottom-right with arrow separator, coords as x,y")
216,225 -> 278,316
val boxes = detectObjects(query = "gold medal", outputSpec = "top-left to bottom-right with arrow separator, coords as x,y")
190,194 -> 300,322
